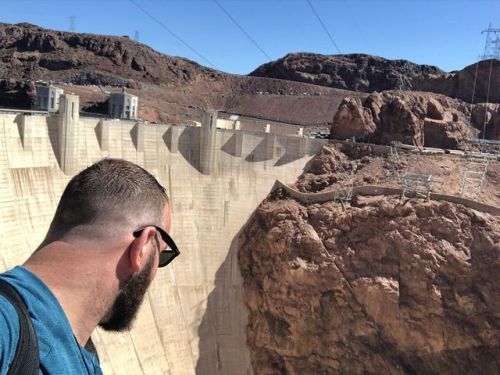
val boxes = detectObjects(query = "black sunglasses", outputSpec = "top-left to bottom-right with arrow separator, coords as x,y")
133,225 -> 180,268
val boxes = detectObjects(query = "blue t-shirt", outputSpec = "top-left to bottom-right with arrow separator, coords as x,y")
0,266 -> 102,374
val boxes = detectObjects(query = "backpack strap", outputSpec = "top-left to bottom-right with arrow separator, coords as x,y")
0,279 -> 40,375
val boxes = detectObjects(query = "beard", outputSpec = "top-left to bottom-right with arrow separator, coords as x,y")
99,250 -> 155,332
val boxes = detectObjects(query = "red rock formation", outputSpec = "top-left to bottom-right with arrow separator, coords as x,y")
239,194 -> 500,374
330,96 -> 376,141
331,92 -> 477,149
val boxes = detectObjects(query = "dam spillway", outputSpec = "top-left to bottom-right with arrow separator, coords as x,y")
0,104 -> 326,374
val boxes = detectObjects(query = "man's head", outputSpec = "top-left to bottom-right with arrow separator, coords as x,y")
43,158 -> 172,331
46,158 -> 169,243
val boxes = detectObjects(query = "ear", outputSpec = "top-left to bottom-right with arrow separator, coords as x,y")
128,228 -> 156,273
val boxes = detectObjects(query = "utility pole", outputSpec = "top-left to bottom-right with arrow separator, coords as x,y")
69,16 -> 76,32
481,23 -> 500,60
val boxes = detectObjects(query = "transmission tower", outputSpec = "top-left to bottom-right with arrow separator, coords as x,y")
69,16 -> 76,32
481,23 -> 500,60
134,30 -> 139,42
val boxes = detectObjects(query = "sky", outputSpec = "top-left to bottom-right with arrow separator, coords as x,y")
0,0 -> 498,74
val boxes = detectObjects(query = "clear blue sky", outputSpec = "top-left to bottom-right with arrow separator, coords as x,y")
0,0 -> 498,74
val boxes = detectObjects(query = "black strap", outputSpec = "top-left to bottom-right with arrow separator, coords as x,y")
0,279 -> 40,375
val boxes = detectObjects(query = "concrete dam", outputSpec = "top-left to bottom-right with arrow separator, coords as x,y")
0,94 -> 327,374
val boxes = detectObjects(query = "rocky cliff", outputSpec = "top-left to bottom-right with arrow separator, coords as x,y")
239,143 -> 500,373
239,193 -> 500,374
470,103 -> 500,140
417,59 -> 500,104
250,53 -> 500,104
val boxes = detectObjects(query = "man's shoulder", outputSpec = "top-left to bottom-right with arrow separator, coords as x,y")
0,293 -> 21,373
0,268 -> 103,374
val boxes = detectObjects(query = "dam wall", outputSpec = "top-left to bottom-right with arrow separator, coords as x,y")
0,108 -> 326,374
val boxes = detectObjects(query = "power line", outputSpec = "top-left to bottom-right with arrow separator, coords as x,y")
306,0 -> 341,54
128,0 -> 219,70
212,0 -> 272,61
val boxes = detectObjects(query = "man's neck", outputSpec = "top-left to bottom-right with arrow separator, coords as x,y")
24,242 -> 116,346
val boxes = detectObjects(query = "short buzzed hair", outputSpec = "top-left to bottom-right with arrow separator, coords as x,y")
46,158 -> 168,242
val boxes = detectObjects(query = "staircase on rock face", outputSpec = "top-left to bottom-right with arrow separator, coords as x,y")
460,152 -> 492,199
389,141 -> 403,181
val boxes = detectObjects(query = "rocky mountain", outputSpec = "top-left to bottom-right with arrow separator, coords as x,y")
239,143 -> 500,374
250,53 -> 500,104
250,53 -> 444,91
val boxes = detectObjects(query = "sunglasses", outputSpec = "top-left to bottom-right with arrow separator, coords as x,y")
133,225 -> 180,268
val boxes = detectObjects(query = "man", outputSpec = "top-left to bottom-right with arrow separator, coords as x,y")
0,158 -> 179,374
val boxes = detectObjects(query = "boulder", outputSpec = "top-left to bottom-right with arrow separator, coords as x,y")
330,96 -> 376,141
426,97 -> 445,120
375,94 -> 426,146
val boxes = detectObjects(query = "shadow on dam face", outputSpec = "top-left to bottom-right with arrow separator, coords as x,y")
178,126 -> 202,173
196,226 -> 252,374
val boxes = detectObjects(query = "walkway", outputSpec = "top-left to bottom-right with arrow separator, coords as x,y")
271,180 -> 500,216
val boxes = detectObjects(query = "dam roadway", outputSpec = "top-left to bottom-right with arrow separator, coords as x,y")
0,99 -> 326,374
